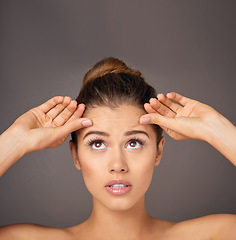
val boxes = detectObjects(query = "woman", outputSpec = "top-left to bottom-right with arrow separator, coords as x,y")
0,57 -> 235,239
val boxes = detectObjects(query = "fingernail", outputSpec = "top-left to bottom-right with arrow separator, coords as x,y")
82,120 -> 92,127
149,98 -> 155,103
140,117 -> 150,125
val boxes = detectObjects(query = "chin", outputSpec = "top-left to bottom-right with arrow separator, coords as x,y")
93,193 -> 146,212
107,200 -> 136,212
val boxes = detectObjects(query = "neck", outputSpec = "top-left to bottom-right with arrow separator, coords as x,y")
85,196 -> 154,240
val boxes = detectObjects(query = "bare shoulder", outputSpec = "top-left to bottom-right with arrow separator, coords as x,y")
0,223 -> 72,240
171,214 -> 236,240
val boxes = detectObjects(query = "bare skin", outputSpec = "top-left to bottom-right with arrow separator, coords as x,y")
0,93 -> 235,240
141,92 -> 236,166
0,96 -> 92,176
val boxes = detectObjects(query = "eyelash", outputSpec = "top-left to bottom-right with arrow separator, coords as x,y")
87,139 -> 105,147
86,138 -> 145,149
127,138 -> 145,147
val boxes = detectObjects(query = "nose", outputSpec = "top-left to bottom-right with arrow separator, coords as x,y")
108,148 -> 128,174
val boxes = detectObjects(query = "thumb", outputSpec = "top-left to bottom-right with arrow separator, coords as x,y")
139,113 -> 200,140
140,113 -> 173,126
54,118 -> 93,139
139,113 -> 182,134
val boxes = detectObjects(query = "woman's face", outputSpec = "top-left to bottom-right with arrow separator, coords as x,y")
70,104 -> 164,211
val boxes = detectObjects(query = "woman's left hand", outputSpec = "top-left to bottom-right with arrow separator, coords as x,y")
140,92 -> 221,142
140,92 -> 236,165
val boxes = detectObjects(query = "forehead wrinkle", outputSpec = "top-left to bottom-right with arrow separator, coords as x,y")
82,104 -> 146,118
80,105 -> 155,140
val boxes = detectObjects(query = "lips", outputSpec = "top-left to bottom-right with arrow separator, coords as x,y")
105,180 -> 132,195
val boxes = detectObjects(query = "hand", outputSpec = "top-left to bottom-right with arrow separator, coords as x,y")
140,92 -> 221,142
10,96 -> 92,154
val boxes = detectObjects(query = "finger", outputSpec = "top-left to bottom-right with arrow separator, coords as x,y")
140,112 -> 187,135
157,93 -> 182,114
140,113 -> 173,126
38,96 -> 64,113
54,117 -> 93,140
53,100 -> 77,126
140,113 -> 190,140
166,92 -> 191,106
144,103 -> 156,113
53,103 -> 85,127
46,96 -> 71,120
149,97 -> 176,117
66,104 -> 86,124
140,113 -> 200,140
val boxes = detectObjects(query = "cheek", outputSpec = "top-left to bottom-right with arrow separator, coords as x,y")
78,151 -> 106,193
80,161 -> 100,196
126,159 -> 155,210
135,160 -> 155,185
129,149 -> 156,191
81,162 -> 94,181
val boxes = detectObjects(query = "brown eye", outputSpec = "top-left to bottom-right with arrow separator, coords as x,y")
95,142 -> 102,148
127,139 -> 143,149
130,141 -> 137,147
90,140 -> 106,150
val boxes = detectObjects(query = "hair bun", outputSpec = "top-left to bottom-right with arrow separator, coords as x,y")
83,57 -> 142,85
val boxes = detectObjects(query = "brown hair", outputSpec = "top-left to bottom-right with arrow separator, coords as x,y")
71,57 -> 162,145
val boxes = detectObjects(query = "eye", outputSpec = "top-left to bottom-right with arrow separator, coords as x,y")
126,139 -> 144,149
88,140 -> 106,150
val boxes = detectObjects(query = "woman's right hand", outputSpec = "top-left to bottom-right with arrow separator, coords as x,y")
9,96 -> 92,154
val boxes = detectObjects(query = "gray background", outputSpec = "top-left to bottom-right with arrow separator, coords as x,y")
0,0 -> 235,228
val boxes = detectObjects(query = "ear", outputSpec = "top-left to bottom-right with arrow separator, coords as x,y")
69,140 -> 81,170
155,136 -> 165,167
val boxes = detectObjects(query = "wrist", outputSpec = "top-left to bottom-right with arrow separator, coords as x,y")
205,114 -> 234,145
4,125 -> 29,157
204,114 -> 236,165
0,126 -> 29,177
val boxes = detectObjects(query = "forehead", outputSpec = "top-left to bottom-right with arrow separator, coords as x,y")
84,105 -> 145,122
80,105 -> 155,137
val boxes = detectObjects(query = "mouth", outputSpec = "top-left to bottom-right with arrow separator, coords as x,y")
105,180 -> 132,195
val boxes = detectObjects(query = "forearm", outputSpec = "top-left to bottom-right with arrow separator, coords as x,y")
0,126 -> 27,177
205,114 -> 236,166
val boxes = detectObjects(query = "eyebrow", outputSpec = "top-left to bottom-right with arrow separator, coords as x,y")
83,130 -> 149,140
83,131 -> 109,140
124,130 -> 149,138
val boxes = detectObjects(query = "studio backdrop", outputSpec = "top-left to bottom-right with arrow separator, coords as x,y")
0,0 -> 235,228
